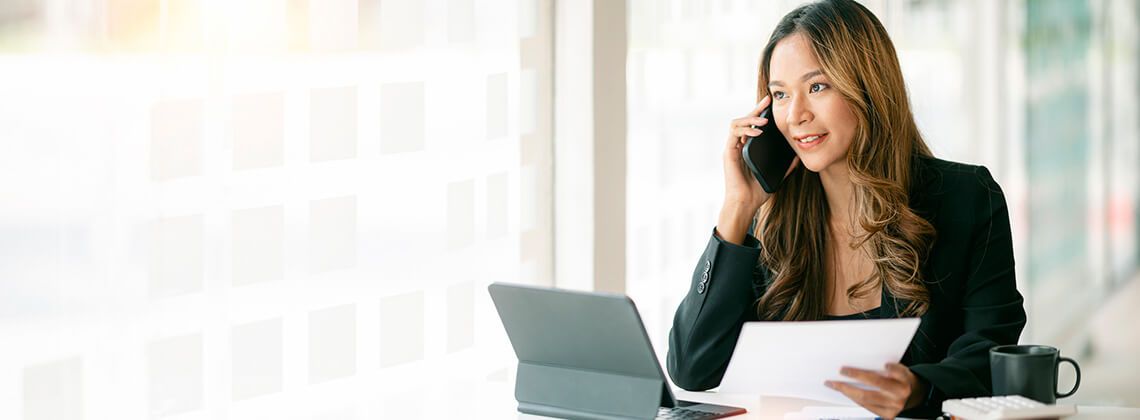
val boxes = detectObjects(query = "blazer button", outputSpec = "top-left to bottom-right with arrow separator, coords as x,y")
697,281 -> 707,294
701,273 -> 709,282
704,260 -> 711,273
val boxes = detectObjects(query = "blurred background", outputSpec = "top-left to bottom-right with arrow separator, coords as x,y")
0,0 -> 1136,419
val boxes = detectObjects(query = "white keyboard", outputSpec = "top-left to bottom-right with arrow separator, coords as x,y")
942,395 -> 1076,420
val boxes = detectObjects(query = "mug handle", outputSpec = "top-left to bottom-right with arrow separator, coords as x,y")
1056,356 -> 1081,398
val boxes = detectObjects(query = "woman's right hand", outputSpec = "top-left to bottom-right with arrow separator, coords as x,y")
717,96 -> 798,244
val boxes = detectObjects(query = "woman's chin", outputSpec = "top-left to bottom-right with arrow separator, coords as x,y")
796,155 -> 843,174
798,158 -> 825,173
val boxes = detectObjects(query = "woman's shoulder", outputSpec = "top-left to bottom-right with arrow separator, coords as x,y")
910,155 -> 1007,222
912,154 -> 1003,198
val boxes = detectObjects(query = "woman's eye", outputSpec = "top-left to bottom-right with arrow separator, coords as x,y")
772,91 -> 786,100
810,83 -> 828,93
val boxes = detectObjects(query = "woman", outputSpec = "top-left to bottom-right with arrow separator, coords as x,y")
665,1 -> 1026,418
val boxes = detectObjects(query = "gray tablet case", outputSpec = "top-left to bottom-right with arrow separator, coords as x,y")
487,282 -> 745,420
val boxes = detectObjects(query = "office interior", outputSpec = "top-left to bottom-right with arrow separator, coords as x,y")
0,0 -> 1137,419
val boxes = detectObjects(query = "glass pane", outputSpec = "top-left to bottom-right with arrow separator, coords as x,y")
0,0 -> 554,417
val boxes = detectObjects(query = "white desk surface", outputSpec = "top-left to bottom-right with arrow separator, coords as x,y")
472,377 -> 1140,419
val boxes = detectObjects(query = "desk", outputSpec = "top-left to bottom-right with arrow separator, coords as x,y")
475,377 -> 1140,419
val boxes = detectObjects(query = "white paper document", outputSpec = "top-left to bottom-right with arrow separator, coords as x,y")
783,406 -> 878,420
718,318 -> 921,405
784,406 -> 924,420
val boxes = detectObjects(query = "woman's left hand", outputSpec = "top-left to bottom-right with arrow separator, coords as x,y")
825,363 -> 928,419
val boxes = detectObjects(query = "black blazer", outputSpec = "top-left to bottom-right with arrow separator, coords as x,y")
665,155 -> 1026,418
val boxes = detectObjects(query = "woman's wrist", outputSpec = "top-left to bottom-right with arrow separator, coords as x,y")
905,375 -> 930,410
717,201 -> 757,245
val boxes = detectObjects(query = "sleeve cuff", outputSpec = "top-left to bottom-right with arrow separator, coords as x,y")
692,227 -> 761,297
899,367 -> 946,418
712,227 -> 762,249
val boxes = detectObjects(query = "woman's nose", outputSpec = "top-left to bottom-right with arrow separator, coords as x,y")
785,97 -> 812,127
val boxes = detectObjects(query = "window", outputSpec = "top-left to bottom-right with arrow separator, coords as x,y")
0,0 -> 554,418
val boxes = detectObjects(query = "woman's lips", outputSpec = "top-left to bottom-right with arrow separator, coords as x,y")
793,133 -> 828,150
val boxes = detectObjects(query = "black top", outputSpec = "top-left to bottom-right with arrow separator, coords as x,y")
823,307 -> 881,320
665,155 -> 1026,418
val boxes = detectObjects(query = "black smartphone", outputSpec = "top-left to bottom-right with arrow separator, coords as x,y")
742,107 -> 796,193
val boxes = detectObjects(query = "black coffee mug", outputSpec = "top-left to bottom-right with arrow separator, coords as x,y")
990,344 -> 1081,404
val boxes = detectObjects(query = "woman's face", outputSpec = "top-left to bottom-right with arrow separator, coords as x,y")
767,33 -> 858,173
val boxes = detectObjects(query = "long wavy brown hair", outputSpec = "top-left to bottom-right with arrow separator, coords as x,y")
753,0 -> 936,320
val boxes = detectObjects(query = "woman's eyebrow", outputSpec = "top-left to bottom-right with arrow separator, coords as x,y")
768,69 -> 825,87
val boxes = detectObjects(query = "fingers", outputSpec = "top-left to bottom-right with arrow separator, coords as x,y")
738,125 -> 763,138
740,116 -> 768,127
883,363 -> 912,382
839,367 -> 908,399
729,117 -> 768,138
724,97 -> 772,159
750,95 -> 772,117
826,381 -> 905,419
729,96 -> 773,142
826,365 -> 916,419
